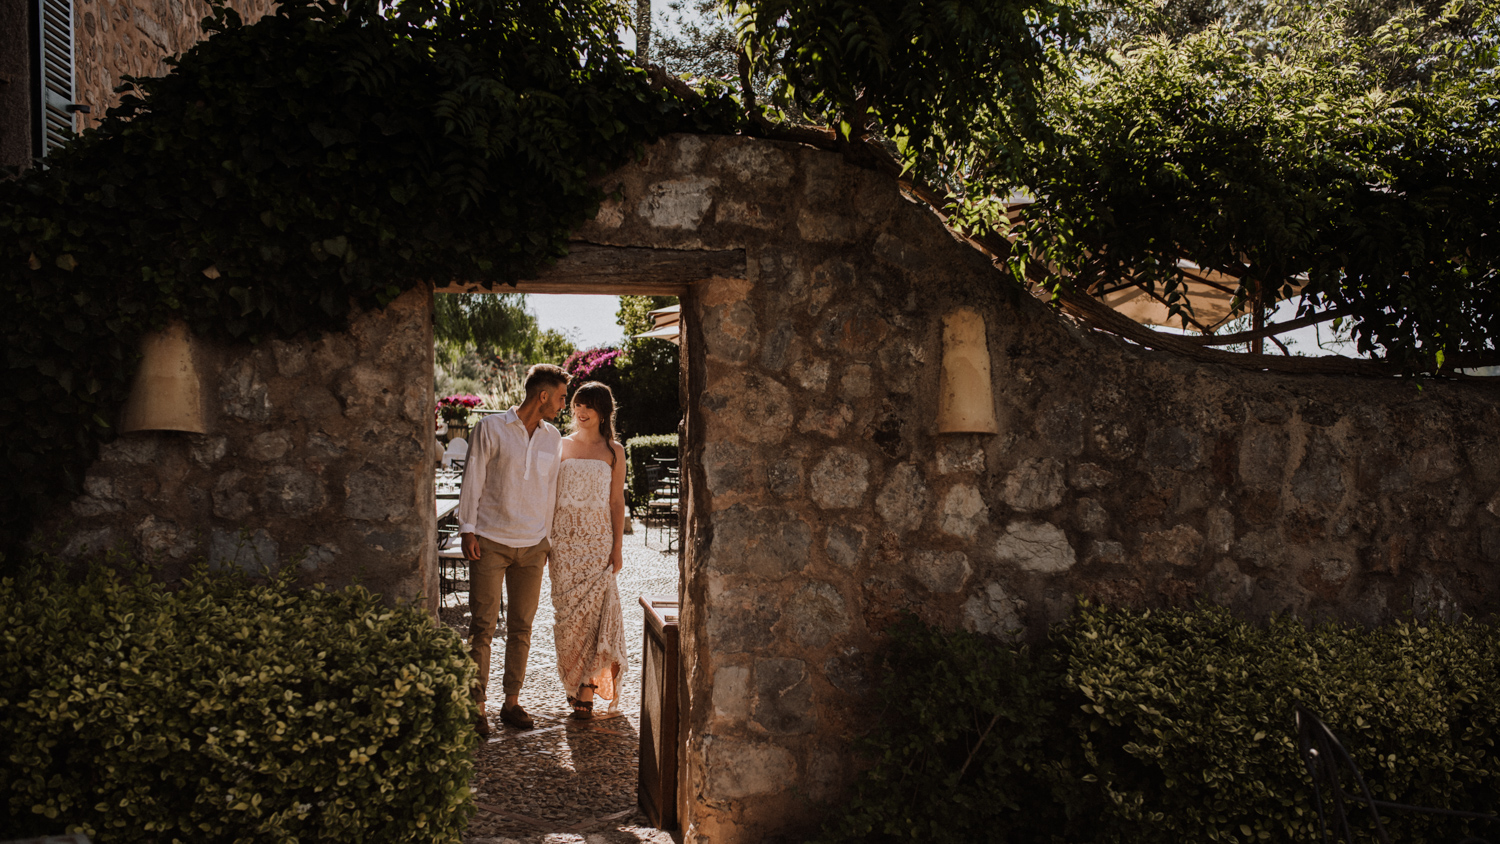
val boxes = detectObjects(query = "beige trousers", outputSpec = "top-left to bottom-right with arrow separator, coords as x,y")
468,535 -> 549,708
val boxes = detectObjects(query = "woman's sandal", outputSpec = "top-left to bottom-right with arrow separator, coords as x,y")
571,684 -> 598,720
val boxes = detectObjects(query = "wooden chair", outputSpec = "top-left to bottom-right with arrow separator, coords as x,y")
1295,705 -> 1497,844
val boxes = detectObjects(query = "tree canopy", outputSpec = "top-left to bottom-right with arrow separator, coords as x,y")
990,0 -> 1500,369
691,0 -> 1498,371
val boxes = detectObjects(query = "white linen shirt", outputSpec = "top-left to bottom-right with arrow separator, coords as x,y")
457,408 -> 562,547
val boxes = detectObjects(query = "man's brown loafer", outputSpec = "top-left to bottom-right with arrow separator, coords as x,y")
475,712 -> 494,738
499,703 -> 535,730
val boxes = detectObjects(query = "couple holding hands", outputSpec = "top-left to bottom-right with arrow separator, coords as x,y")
455,364 -> 630,735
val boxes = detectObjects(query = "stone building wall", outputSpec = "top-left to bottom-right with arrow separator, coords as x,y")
73,0 -> 276,132
39,287 -> 437,608
41,132 -> 1500,842
573,134 -> 1500,842
1,0 -> 272,171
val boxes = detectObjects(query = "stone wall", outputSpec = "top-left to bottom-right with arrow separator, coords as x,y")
73,0 -> 275,133
41,132 -> 1500,842
0,0 -> 274,173
39,287 -> 437,608
574,134 -> 1500,842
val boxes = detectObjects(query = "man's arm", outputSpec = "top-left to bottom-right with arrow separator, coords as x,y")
456,422 -> 490,561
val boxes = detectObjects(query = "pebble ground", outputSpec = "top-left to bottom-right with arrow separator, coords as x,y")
438,519 -> 682,844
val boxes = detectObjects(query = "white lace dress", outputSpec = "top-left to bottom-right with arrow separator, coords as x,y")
549,459 -> 629,710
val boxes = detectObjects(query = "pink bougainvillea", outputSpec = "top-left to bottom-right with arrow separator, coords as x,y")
562,347 -> 623,381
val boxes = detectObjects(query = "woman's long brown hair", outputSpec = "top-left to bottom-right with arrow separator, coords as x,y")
571,381 -> 617,466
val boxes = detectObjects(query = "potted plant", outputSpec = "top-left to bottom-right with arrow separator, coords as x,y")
437,394 -> 482,441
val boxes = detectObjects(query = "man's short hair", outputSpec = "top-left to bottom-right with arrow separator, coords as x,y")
524,363 -> 570,396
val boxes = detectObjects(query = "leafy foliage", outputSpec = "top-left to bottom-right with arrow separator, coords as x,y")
816,616 -> 1065,844
623,433 -> 678,510
974,0 -> 1500,368
820,606 -> 1500,844
0,559 -> 476,841
735,0 -> 1098,157
613,294 -> 681,438
654,0 -> 742,81
0,0 -> 739,561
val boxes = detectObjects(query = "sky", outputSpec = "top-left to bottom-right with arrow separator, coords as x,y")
525,293 -> 625,348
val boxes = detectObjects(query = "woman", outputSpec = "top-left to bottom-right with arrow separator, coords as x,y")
550,381 -> 630,719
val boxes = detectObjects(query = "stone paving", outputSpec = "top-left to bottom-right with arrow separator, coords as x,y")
438,519 -> 682,844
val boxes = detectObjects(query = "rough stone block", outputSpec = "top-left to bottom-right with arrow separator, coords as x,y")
767,458 -> 803,499
701,371 -> 793,443
752,658 -> 815,735
912,550 -> 971,593
704,441 -> 754,498
638,178 -> 717,229
759,320 -> 797,371
1146,426 -> 1204,471
810,449 -> 870,509
702,300 -> 760,363
799,401 -> 854,437
784,582 -> 849,649
343,465 -> 411,522
963,581 -> 1024,635
1239,426 -> 1287,488
936,438 -> 986,475
212,470 -> 253,521
788,357 -> 830,391
938,483 -> 988,539
1076,498 -> 1109,534
706,588 -> 782,654
840,364 -> 873,399
261,467 -> 328,514
875,463 -> 929,534
824,524 -> 866,570
705,737 -> 796,799
995,521 -> 1076,573
716,143 -> 792,185
1291,431 -> 1347,506
99,436 -> 159,465
1140,525 -> 1205,568
209,528 -> 279,572
713,665 -> 751,722
1002,458 -> 1066,512
706,505 -> 811,578
189,435 -> 228,466
1088,540 -> 1126,565
220,357 -> 271,421
247,431 -> 291,461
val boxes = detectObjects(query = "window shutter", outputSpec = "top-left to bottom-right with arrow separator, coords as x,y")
34,0 -> 75,159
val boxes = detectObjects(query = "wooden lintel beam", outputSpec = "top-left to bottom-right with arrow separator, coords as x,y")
434,244 -> 746,296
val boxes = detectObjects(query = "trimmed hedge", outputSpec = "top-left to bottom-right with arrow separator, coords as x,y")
821,605 -> 1500,844
0,561 -> 477,842
624,433 -> 678,511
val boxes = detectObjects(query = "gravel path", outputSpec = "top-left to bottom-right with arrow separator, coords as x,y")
438,519 -> 681,844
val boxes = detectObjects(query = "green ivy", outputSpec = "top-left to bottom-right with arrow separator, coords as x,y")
0,0 -> 740,564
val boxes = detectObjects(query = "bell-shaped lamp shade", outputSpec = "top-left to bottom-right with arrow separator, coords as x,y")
121,321 -> 207,434
936,308 -> 1000,434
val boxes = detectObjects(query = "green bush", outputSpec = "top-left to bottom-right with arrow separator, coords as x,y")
0,561 -> 477,842
624,434 -> 679,511
820,605 -> 1500,844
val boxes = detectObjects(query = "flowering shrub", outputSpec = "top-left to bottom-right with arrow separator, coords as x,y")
436,393 -> 483,424
563,347 -> 624,381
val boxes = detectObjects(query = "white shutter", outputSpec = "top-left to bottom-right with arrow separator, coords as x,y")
35,0 -> 75,159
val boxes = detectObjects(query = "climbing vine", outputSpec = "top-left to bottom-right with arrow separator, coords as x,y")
0,0 -> 740,560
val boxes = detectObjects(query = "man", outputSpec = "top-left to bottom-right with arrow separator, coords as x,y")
457,363 -> 570,735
